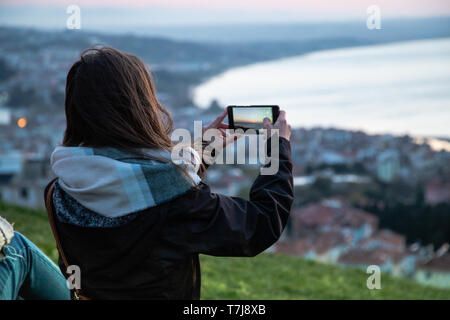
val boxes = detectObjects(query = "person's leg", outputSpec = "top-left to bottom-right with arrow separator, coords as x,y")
0,217 -> 70,300
13,232 -> 71,300
0,218 -> 24,299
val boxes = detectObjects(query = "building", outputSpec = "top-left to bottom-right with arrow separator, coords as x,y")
290,202 -> 378,242
273,200 -> 441,283
377,150 -> 400,182
338,248 -> 396,272
0,157 -> 53,208
360,230 -> 406,253
425,179 -> 450,205
415,253 -> 450,288
0,151 -> 23,194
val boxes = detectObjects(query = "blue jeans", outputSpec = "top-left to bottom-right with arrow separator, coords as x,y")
0,232 -> 70,300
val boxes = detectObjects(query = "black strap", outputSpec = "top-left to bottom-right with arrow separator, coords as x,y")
44,179 -> 90,300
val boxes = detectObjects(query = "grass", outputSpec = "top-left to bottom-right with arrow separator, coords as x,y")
200,254 -> 450,299
0,201 -> 60,262
2,201 -> 450,300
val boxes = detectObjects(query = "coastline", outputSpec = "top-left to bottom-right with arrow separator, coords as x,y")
192,37 -> 450,144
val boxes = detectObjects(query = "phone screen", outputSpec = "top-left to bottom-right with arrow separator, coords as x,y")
231,106 -> 274,130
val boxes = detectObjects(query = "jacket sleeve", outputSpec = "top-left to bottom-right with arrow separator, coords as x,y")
162,137 -> 294,257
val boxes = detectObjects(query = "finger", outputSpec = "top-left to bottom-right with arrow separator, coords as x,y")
218,123 -> 229,129
263,117 -> 272,129
223,132 -> 237,147
218,128 -> 227,137
211,109 -> 228,127
275,110 -> 286,125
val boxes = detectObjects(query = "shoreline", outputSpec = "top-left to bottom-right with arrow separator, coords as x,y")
192,38 -> 450,143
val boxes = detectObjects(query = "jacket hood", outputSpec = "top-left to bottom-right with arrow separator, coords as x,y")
51,146 -> 201,217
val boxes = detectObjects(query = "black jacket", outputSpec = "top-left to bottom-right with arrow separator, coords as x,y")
50,137 -> 293,299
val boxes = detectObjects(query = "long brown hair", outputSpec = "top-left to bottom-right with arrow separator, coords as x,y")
63,46 -> 204,180
63,46 -> 173,151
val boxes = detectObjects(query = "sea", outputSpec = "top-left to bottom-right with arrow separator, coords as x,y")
193,38 -> 450,141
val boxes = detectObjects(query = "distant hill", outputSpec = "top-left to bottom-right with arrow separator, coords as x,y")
1,200 -> 450,299
0,26 -> 366,70
127,17 -> 450,43
2,20 -> 450,111
3,17 -> 450,68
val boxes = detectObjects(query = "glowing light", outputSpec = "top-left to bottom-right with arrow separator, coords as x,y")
17,117 -> 27,128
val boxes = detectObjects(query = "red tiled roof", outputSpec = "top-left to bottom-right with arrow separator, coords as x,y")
374,230 -> 405,247
360,229 -> 406,251
338,248 -> 406,266
425,180 -> 450,205
314,231 -> 349,254
292,204 -> 337,226
417,253 -> 450,272
274,239 -> 313,256
274,231 -> 350,256
291,203 -> 378,230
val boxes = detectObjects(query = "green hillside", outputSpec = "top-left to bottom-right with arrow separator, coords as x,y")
1,201 -> 450,300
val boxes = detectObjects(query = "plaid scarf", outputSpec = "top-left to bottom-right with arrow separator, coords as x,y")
51,146 -> 201,217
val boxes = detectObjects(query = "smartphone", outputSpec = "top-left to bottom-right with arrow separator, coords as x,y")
227,105 -> 280,133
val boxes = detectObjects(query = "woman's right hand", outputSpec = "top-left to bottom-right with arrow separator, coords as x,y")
263,110 -> 291,141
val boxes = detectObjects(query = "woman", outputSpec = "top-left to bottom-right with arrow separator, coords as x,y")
48,47 -> 293,299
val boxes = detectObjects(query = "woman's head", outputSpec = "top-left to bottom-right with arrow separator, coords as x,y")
63,47 -> 173,151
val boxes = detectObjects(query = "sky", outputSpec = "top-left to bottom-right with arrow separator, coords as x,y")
1,0 -> 450,28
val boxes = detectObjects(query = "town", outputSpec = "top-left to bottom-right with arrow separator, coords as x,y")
0,26 -> 449,289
